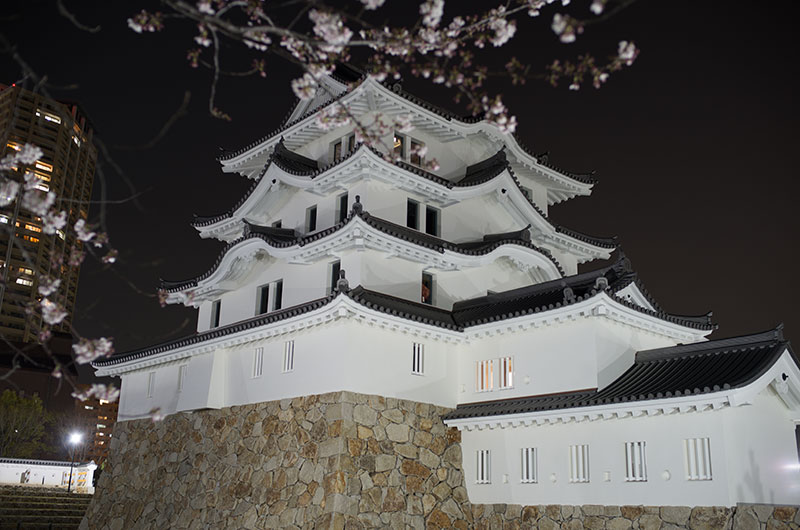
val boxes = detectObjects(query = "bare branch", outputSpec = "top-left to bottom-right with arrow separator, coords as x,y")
56,0 -> 101,34
113,91 -> 192,150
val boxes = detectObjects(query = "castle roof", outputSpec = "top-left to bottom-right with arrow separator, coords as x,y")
443,327 -> 792,421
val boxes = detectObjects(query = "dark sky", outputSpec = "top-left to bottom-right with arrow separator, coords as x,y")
1,1 -> 797,357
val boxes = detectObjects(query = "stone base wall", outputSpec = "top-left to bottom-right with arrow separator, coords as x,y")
81,392 -> 799,529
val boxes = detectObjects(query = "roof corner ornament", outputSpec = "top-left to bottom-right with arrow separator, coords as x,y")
594,276 -> 609,291
352,195 -> 363,215
336,269 -> 350,293
775,322 -> 785,341
563,286 -> 575,303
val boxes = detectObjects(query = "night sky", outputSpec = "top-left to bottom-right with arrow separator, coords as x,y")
1,1 -> 797,362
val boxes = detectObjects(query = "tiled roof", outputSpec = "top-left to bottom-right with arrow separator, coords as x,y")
164,208 -> 565,292
523,150 -> 598,185
443,327 -> 790,421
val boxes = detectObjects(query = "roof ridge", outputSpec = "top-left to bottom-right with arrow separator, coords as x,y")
636,326 -> 785,363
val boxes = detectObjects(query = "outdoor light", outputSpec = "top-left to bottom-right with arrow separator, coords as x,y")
66,432 -> 83,493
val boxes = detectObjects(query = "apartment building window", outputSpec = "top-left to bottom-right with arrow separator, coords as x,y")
409,139 -> 425,166
476,449 -> 491,484
421,272 -> 434,305
569,444 -> 590,483
412,343 -> 424,375
684,437 -> 712,481
283,341 -> 295,373
177,365 -> 187,392
476,359 -> 493,392
252,347 -> 264,378
146,372 -> 156,399
425,205 -> 440,237
393,132 -> 405,160
521,447 -> 538,483
257,284 -> 269,315
407,199 -> 420,230
498,356 -> 513,389
305,205 -> 317,232
210,300 -> 221,328
336,193 -> 348,223
329,260 -> 341,294
624,441 -> 647,482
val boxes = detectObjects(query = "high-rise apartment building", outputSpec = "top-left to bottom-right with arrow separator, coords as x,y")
0,84 -> 96,342
75,392 -> 119,466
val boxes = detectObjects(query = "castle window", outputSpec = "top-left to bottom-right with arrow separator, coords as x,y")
177,365 -> 187,392
412,343 -> 424,375
333,140 -> 342,161
210,300 -> 221,328
393,132 -> 405,160
329,260 -> 341,294
625,441 -> 647,482
283,341 -> 295,373
305,205 -> 317,232
476,359 -> 493,392
521,186 -> 533,202
498,356 -> 513,389
421,272 -> 434,305
476,449 -> 491,484
684,437 -> 712,480
521,447 -> 538,483
409,139 -> 425,166
425,206 -> 440,237
407,199 -> 419,230
569,444 -> 590,483
257,284 -> 269,315
146,372 -> 156,399
252,347 -> 264,378
272,280 -> 283,311
347,134 -> 355,151
271,220 -> 282,228
336,192 -> 348,223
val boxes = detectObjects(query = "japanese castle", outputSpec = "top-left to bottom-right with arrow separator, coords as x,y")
93,68 -> 800,507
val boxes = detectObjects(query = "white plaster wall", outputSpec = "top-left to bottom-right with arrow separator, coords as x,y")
459,408 -> 731,506
0,461 -> 95,492
721,389 -> 800,505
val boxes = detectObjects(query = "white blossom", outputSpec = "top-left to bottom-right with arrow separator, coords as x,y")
309,10 -> 352,52
73,337 -> 115,364
42,209 -> 67,235
394,114 -> 414,134
569,83 -> 580,90
21,190 -> 56,216
127,18 -> 144,33
291,73 -> 317,100
446,16 -> 465,37
315,104 -> 351,131
149,407 -> 166,422
0,179 -> 19,207
618,40 -> 638,65
73,384 -> 120,403
489,17 -> 516,47
243,29 -> 271,51
74,219 -> 96,242
527,0 -> 546,16
0,143 -> 43,170
590,0 -> 606,15
359,0 -> 386,9
41,298 -> 68,325
197,1 -> 214,15
420,0 -> 444,28
37,276 -> 61,297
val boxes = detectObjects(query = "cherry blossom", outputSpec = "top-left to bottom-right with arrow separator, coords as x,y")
420,0 -> 445,29
291,73 -> 317,100
72,337 -> 115,364
42,209 -> 67,235
74,219 -> 96,243
618,41 -> 639,65
0,179 -> 19,207
394,115 -> 414,134
309,10 -> 352,52
21,190 -> 56,216
196,1 -> 214,15
37,276 -> 61,297
72,384 -> 120,403
359,0 -> 386,9
41,298 -> 68,326
591,0 -> 607,15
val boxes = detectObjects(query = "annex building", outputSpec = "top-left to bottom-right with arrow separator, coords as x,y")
91,69 -> 800,519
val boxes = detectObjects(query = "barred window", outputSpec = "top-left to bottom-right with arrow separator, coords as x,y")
252,347 -> 264,378
412,343 -> 424,375
283,341 -> 295,373
569,444 -> 590,483
521,447 -> 537,483
624,441 -> 647,482
684,438 -> 712,480
476,449 -> 491,484
476,359 -> 493,392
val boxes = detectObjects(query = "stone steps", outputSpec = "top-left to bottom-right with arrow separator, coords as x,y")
0,486 -> 91,530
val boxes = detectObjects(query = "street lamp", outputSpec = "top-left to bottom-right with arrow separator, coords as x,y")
67,432 -> 82,493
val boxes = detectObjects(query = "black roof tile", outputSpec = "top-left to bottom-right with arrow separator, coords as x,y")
443,327 -> 791,421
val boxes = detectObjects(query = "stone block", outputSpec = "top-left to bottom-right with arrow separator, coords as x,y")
353,404 -> 378,426
375,454 -> 396,473
584,516 -> 606,529
386,423 -> 410,443
382,409 -> 405,423
774,507 -> 798,522
607,517 -> 633,530
660,506 -> 691,525
732,508 -> 760,530
688,506 -> 732,530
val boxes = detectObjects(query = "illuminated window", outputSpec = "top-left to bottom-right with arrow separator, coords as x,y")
72,136 -> 81,147
56,229 -> 65,240
36,109 -> 62,124
18,267 -> 34,275
0,216 -> 8,224
22,235 -> 39,243
393,132 -> 405,160
24,224 -> 42,233
84,405 -> 94,410
34,161 -> 53,172
6,142 -> 20,151
476,360 -> 493,392
16,278 -> 33,286
498,356 -> 513,389
421,272 -> 434,305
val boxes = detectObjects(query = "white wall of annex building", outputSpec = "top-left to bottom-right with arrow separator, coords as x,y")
459,389 -> 800,506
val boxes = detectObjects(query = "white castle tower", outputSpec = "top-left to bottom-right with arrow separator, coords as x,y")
93,70 -> 800,507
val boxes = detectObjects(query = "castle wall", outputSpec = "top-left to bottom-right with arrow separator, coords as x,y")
82,391 -> 798,529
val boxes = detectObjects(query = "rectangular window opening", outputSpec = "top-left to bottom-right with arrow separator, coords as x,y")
425,205 -> 440,237
333,141 -> 342,161
684,437 -> 712,481
210,300 -> 221,328
393,132 -> 405,160
336,192 -> 349,224
271,220 -> 282,228
252,347 -> 264,378
347,134 -> 356,152
521,447 -> 538,483
329,260 -> 342,294
409,140 -> 425,166
499,356 -> 513,389
305,205 -> 317,233
273,279 -> 283,311
407,199 -> 419,230
257,285 -> 269,315
476,359 -> 493,392
569,444 -> 590,483
412,343 -> 424,375
625,441 -> 647,482
421,272 -> 433,305
283,341 -> 295,373
476,449 -> 491,484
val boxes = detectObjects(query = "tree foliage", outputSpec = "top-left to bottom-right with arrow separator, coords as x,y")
0,389 -> 52,459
